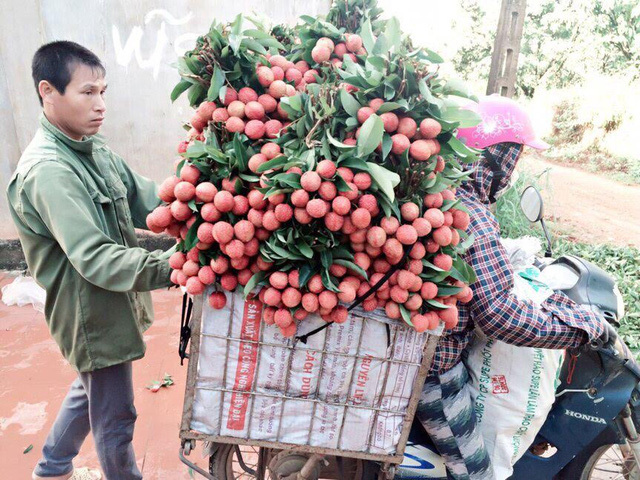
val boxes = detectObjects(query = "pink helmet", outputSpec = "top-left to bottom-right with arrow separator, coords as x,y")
456,95 -> 549,150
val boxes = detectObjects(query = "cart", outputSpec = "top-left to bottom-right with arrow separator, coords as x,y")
178,291 -> 440,480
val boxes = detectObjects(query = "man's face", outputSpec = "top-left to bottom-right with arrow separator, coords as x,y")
40,63 -> 107,140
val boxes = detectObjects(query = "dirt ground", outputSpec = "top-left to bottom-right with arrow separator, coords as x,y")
519,154 -> 640,248
0,272 -> 207,479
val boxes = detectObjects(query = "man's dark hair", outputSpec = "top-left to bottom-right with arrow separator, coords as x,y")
32,41 -> 105,106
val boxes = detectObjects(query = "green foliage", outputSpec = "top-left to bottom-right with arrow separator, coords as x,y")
172,16 -> 284,107
452,0 -> 640,97
168,1 -> 484,307
451,0 -> 493,83
542,94 -> 640,185
495,171 -> 640,354
593,0 -> 640,77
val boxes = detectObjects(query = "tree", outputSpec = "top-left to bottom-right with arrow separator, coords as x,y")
593,0 -> 640,77
451,0 -> 639,97
451,0 -> 493,82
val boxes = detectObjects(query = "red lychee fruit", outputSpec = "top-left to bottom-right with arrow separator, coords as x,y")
195,182 -> 217,203
353,172 -> 372,190
209,291 -> 227,309
419,118 -> 442,139
391,134 -> 410,155
409,140 -> 432,161
306,198 -> 329,218
396,225 -> 418,245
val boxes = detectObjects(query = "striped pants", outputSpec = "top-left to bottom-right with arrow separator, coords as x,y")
416,362 -> 494,480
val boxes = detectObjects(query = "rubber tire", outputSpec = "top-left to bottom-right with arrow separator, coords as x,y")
209,444 -> 263,480
555,443 -> 637,480
209,445 -> 383,480
360,461 -> 383,480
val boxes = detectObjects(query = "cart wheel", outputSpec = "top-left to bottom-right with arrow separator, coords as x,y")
184,440 -> 193,456
209,443 -> 264,479
268,451 -> 320,480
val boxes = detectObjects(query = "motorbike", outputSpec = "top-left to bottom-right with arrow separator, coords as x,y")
203,186 -> 640,479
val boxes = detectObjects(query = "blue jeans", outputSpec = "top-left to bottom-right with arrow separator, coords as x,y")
34,362 -> 142,479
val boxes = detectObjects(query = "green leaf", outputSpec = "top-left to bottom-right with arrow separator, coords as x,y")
327,130 -> 356,150
242,38 -> 267,54
188,199 -> 197,211
458,232 -> 475,251
440,105 -> 482,128
269,241 -> 306,261
298,264 -> 314,288
333,259 -> 369,280
357,114 -> 384,157
321,269 -> 340,292
425,299 -> 449,310
381,133 -> 393,160
187,84 -> 206,107
442,78 -> 478,101
175,159 -> 186,177
377,101 -> 408,114
184,217 -> 203,250
239,173 -> 260,183
385,17 -> 402,52
447,135 -> 481,161
185,141 -> 207,158
23,444 -> 33,454
340,89 -> 361,117
257,155 -> 288,173
233,133 -> 249,172
399,305 -> 414,327
298,240 -> 314,259
244,271 -> 266,298
423,259 -> 446,272
373,35 -> 389,56
207,66 -> 225,101
437,285 -> 463,297
338,157 -> 369,171
333,174 -> 351,193
320,250 -> 333,270
421,48 -> 444,64
281,94 -> 302,112
367,162 -> 400,202
419,79 -> 443,109
228,14 -> 245,55
441,199 -> 461,212
171,79 -> 191,102
378,193 -> 401,220
360,19 -> 376,54
218,85 -> 228,104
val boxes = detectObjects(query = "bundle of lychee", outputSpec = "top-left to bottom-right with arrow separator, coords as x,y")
150,0 -> 483,338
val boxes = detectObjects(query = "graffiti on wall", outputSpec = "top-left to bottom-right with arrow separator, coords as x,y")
112,9 -> 199,79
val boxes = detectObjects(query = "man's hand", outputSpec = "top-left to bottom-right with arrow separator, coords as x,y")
596,319 -> 618,349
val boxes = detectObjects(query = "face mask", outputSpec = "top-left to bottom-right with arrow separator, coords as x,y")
493,170 -> 520,201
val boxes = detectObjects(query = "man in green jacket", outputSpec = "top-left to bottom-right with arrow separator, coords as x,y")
7,41 -> 173,480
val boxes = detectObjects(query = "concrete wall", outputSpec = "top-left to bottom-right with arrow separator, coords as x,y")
0,0 -> 330,239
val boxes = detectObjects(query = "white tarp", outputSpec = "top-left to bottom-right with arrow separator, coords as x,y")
190,290 -> 433,455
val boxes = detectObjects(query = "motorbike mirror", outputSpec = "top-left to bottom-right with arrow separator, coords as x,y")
520,186 -> 544,223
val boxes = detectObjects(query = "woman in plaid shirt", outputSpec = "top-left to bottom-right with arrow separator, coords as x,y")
416,95 -> 608,479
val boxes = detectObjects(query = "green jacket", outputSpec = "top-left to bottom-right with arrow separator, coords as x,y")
7,114 -> 173,372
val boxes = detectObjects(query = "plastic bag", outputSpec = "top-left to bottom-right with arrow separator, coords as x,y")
1,275 -> 46,313
465,238 -> 564,479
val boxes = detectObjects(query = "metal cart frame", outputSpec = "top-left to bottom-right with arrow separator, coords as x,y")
179,295 -> 440,479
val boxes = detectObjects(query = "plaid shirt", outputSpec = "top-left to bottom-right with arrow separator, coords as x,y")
428,143 -> 604,375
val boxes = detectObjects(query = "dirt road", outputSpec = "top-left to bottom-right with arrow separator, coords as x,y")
519,154 -> 640,248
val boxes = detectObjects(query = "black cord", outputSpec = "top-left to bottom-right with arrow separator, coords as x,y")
296,244 -> 413,344
179,292 -> 193,365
